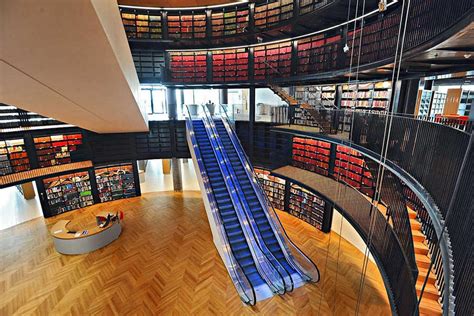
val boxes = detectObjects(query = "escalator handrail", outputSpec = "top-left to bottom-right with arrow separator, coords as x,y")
185,106 -> 256,305
219,105 -> 320,283
201,105 -> 288,295
202,106 -> 294,294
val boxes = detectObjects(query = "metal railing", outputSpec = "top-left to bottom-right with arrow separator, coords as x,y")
274,107 -> 470,315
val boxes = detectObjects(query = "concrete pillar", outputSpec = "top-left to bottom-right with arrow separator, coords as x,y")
167,87 -> 177,120
162,159 -> 171,174
18,182 -> 36,200
138,160 -> 147,172
172,158 -> 182,191
220,88 -> 228,105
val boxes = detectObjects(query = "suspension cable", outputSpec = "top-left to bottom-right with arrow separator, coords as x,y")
355,0 -> 414,314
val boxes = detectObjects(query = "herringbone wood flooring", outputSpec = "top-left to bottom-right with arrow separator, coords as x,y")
0,191 -> 390,315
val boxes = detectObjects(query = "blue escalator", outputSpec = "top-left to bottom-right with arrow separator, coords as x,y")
214,119 -> 296,277
192,119 -> 265,288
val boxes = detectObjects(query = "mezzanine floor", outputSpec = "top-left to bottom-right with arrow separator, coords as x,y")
0,191 -> 390,315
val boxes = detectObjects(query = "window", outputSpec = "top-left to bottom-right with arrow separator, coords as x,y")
140,86 -> 167,115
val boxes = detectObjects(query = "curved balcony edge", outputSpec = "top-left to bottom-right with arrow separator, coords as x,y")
267,167 -> 418,316
271,127 -> 455,315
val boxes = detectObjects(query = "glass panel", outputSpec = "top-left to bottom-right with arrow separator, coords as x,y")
229,88 -> 249,121
151,89 -> 166,114
139,88 -> 152,114
255,88 -> 288,122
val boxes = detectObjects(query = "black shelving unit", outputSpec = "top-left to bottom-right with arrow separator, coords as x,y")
292,137 -> 331,176
0,138 -> 30,175
121,11 -> 163,40
417,90 -> 433,116
33,133 -> 83,168
288,183 -> 326,230
211,5 -> 249,37
42,171 -> 94,217
254,0 -> 294,30
167,10 -> 207,39
341,81 -> 391,110
254,168 -> 332,232
95,163 -> 137,202
334,145 -> 375,197
255,168 -> 286,210
457,90 -> 473,117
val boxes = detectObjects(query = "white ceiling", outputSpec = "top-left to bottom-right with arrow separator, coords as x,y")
0,0 -> 149,133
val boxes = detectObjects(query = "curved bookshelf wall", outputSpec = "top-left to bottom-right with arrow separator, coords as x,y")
135,0 -> 472,85
120,0 -> 336,45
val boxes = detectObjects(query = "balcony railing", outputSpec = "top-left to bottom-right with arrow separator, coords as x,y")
276,107 -> 473,315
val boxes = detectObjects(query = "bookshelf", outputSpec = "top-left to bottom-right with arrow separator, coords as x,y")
254,42 -> 292,80
43,171 -> 93,217
292,137 -> 331,176
254,0 -> 294,30
34,133 -> 83,168
168,11 -> 207,39
169,52 -> 207,83
288,183 -> 326,230
211,6 -> 249,37
297,34 -> 341,74
430,92 -> 447,117
254,168 -> 329,231
293,108 -> 318,127
341,81 -> 392,110
212,48 -> 249,82
294,85 -> 336,107
121,11 -> 163,40
299,0 -> 328,15
132,50 -> 165,81
95,163 -> 137,203
255,168 -> 286,210
0,139 -> 30,175
457,90 -> 473,116
417,90 -> 433,116
334,145 -> 375,197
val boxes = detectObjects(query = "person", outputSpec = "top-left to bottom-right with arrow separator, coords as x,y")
206,100 -> 215,116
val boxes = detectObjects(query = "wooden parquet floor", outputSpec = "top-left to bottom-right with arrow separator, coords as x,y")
0,191 -> 390,315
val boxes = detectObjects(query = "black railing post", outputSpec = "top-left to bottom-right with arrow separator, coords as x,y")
283,179 -> 291,213
23,133 -> 38,169
205,9 -> 212,40
88,168 -> 101,204
321,200 -> 334,233
328,143 -> 337,177
164,52 -> 171,82
161,11 -> 169,40
290,40 -> 298,77
248,3 -> 255,34
293,0 -> 300,18
206,51 -> 213,83
249,47 -> 255,83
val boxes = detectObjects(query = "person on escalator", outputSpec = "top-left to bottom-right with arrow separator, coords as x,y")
206,100 -> 216,116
